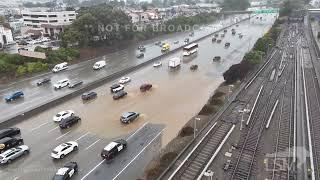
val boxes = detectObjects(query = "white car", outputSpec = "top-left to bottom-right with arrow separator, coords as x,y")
53,110 -> 74,122
53,79 -> 70,90
51,141 -> 78,159
119,77 -> 131,84
0,145 -> 29,164
110,84 -> 125,93
153,61 -> 162,67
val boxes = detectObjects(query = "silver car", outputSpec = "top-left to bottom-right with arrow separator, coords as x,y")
0,145 -> 29,164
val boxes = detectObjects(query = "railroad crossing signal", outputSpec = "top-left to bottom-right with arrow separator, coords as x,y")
254,9 -> 279,14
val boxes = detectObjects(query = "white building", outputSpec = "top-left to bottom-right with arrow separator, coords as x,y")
21,10 -> 76,37
0,26 -> 14,48
9,19 -> 24,33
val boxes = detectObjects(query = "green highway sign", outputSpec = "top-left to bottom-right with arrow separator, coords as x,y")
254,9 -> 279,14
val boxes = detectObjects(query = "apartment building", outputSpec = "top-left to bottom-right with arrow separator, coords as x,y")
0,25 -> 14,48
21,10 -> 76,37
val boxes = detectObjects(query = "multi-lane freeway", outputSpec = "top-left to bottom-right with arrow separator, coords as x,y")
0,14 -> 277,180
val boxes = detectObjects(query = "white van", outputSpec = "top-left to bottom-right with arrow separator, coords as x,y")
52,62 -> 68,73
93,60 -> 106,70
53,79 -> 70,90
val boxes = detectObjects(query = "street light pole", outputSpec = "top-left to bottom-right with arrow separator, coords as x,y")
194,117 -> 201,139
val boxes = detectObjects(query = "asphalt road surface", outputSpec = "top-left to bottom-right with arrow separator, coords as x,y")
0,14 -> 276,180
0,14 -> 248,123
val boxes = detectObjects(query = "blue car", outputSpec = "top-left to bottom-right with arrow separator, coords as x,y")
5,91 -> 24,102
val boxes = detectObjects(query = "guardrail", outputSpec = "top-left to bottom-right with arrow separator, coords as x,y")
0,16 -> 252,128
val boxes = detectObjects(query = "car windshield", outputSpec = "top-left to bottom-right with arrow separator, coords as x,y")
65,142 -> 72,146
52,175 -> 64,180
0,156 -> 3,159
52,150 -> 58,154
56,114 -> 61,117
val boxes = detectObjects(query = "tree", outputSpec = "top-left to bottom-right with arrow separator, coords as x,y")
63,0 -> 79,7
0,16 -> 5,24
222,0 -> 250,11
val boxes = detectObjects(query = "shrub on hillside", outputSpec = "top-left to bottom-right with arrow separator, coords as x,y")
179,126 -> 194,137
199,104 -> 217,115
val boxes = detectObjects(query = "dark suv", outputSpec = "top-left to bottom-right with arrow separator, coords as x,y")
113,91 -> 127,100
140,84 -> 152,92
36,78 -> 51,86
120,112 -> 139,123
59,116 -> 81,129
5,91 -> 24,102
0,128 -> 21,139
0,137 -> 24,153
81,92 -> 97,101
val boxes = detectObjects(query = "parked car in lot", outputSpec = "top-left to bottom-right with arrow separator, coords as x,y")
59,116 -> 81,129
212,37 -> 217,42
51,141 -> 78,159
0,137 -> 24,153
119,77 -> 131,84
217,39 -> 222,43
0,145 -> 29,164
110,84 -> 124,93
4,91 -> 24,102
174,40 -> 179,44
53,110 -> 74,122
81,92 -> 97,101
153,61 -> 162,67
36,78 -> 51,86
113,91 -> 127,100
0,128 -> 21,139
136,52 -> 144,58
53,162 -> 78,180
221,33 -> 225,38
68,80 -> 83,88
53,79 -> 70,90
140,84 -> 152,92
225,42 -> 231,47
120,112 -> 139,123
224,29 -> 227,33
101,139 -> 127,160
214,34 -> 219,37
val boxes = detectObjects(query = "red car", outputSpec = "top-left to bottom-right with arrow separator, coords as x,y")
140,84 -> 152,92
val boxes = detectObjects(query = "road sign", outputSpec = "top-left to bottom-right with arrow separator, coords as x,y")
254,9 -> 279,14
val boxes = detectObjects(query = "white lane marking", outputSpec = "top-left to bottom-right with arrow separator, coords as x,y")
126,122 -> 148,141
74,132 -> 90,142
31,122 -> 50,131
85,139 -> 101,150
55,131 -> 71,140
13,177 -> 20,180
48,126 -> 59,133
80,159 -> 106,180
112,129 -> 164,180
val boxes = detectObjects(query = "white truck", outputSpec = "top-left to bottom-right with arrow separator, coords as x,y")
168,57 -> 181,68
52,62 -> 68,73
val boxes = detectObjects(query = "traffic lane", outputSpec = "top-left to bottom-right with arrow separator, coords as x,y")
8,17 -> 275,147
0,122 -> 161,180
0,14 -> 247,123
81,124 -> 164,180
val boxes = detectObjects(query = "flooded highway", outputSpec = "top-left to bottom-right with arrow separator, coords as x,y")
0,14 -> 249,123
0,14 -> 277,180
15,14 -> 276,145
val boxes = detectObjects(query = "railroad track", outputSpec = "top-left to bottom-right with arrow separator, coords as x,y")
168,121 -> 233,180
230,37 -> 294,179
303,37 -> 320,180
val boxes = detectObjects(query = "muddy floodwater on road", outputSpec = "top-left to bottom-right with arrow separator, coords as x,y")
15,14 -> 276,146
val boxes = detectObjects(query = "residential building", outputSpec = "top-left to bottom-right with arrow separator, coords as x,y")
9,19 -> 24,33
0,25 -> 14,48
21,10 -> 76,37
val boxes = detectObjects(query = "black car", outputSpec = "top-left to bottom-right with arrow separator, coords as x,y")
101,139 -> 127,160
217,39 -> 222,43
225,42 -> 231,47
232,31 -> 236,35
214,34 -> 219,37
113,90 -> 127,100
18,41 -> 28,45
37,78 -> 51,86
212,38 -> 217,42
136,53 -> 144,58
224,29 -> 227,33
81,92 -> 97,101
68,80 -> 83,88
53,162 -> 78,180
0,128 -> 20,139
59,116 -> 81,129
213,56 -> 221,61
0,137 -> 24,153
120,112 -> 139,123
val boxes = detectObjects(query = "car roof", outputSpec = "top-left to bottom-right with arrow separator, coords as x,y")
122,112 -> 135,118
54,143 -> 70,151
104,142 -> 118,151
56,167 -> 69,175
0,128 -> 14,133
